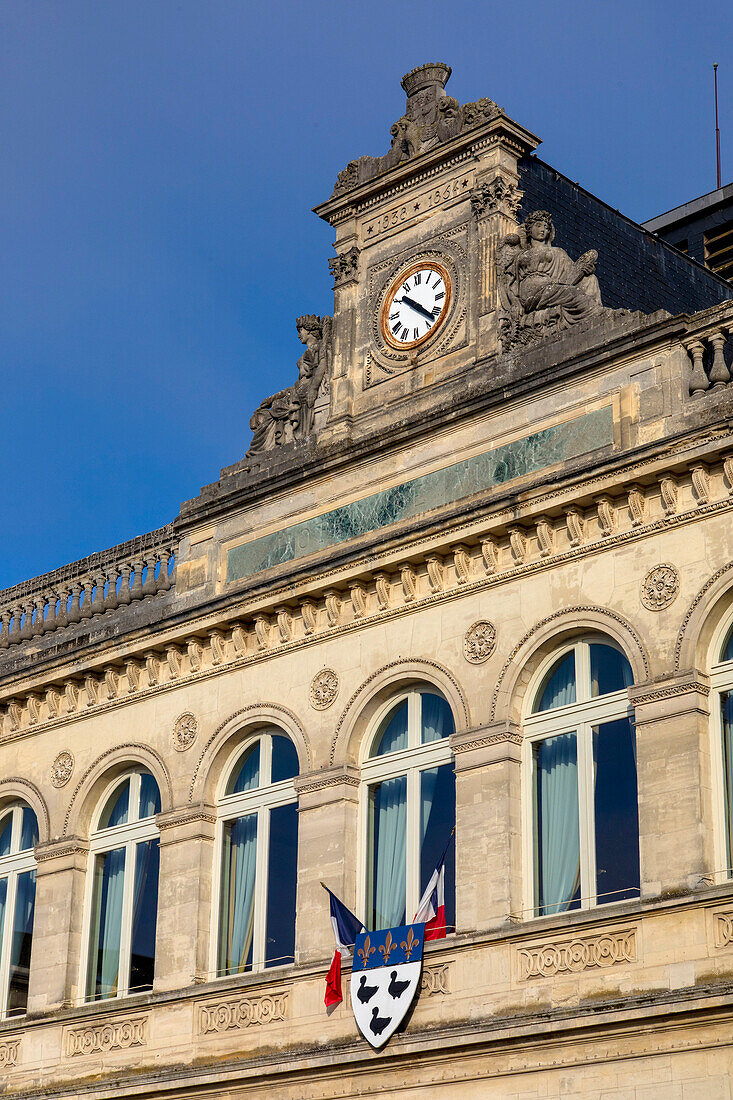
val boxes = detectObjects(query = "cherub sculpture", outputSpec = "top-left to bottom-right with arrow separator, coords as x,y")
247,315 -> 333,456
497,210 -> 605,351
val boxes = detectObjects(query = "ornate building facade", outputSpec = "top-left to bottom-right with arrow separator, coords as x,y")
1,63 -> 733,1097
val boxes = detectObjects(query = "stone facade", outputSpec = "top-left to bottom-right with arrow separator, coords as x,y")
1,63 -> 733,1099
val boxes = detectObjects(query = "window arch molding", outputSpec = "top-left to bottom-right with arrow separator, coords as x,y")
706,604 -> 733,878
0,780 -> 49,845
209,724 -> 300,977
188,704 -> 310,806
676,567 -> 733,674
356,681 -> 457,931
0,798 -> 40,1018
491,607 -> 649,725
329,658 -> 469,768
63,744 -> 172,837
521,633 -> 640,917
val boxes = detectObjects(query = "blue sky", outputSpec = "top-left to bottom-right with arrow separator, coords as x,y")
1,0 -> 731,590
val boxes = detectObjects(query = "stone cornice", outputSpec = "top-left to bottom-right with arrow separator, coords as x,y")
155,804 -> 217,832
293,766 -> 360,797
628,669 -> 711,707
34,836 -> 88,863
450,723 -> 522,753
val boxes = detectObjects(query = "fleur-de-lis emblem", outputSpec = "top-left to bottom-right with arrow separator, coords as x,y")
357,936 -> 375,969
400,926 -> 417,960
378,930 -> 396,964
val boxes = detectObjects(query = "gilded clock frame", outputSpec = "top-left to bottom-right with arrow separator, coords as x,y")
380,260 -> 453,352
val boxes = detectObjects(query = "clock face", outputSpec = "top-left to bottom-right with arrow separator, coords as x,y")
381,261 -> 452,350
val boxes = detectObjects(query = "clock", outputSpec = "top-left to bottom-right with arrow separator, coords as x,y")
380,261 -> 452,350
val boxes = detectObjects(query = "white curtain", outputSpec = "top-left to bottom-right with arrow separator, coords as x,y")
421,693 -> 454,743
373,776 -> 407,928
723,694 -> 733,867
93,847 -> 126,997
221,814 -> 257,973
537,653 -> 576,711
537,733 -> 580,915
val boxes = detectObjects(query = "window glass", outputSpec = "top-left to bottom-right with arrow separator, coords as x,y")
129,839 -> 159,993
534,652 -> 577,712
271,735 -> 299,784
590,644 -> 633,697
368,775 -> 407,929
421,693 -> 455,744
265,803 -> 298,967
87,847 -> 126,999
593,718 -> 640,903
228,742 -> 261,795
19,808 -> 38,852
371,700 -> 408,757
722,624 -> 733,663
0,813 -> 12,858
218,814 -> 257,975
722,693 -> 733,868
98,779 -> 130,830
0,879 -> 6,972
420,764 -> 455,933
138,774 -> 161,820
534,732 -> 581,915
7,869 -> 36,1016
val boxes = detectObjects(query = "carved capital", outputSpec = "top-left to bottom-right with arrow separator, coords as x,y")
329,246 -> 360,287
470,176 -> 522,220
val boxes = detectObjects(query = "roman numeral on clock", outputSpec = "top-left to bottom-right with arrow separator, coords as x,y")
413,328 -> 419,339
413,272 -> 421,285
400,327 -> 409,340
432,306 -> 441,316
435,291 -> 445,300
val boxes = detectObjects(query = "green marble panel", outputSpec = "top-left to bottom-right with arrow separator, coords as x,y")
227,406 -> 613,584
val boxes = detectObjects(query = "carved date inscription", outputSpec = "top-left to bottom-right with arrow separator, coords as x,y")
364,175 -> 471,242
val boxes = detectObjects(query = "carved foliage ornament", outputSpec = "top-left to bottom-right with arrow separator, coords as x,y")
51,750 -> 74,788
470,177 -> 522,220
172,712 -> 198,752
640,564 -> 680,611
463,621 -> 497,664
329,246 -> 360,287
310,668 -> 339,710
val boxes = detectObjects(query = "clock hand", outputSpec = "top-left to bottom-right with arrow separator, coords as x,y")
399,295 -> 436,324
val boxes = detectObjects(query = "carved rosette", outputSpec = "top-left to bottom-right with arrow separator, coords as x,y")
51,750 -> 74,788
172,712 -> 198,752
640,564 -> 680,611
310,668 -> 339,711
464,621 -> 497,664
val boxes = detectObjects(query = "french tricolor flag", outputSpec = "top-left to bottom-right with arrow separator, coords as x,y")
414,855 -> 447,940
321,883 -> 364,1007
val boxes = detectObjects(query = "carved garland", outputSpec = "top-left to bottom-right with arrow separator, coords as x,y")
199,991 -> 289,1033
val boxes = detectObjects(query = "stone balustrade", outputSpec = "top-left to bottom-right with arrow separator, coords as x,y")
685,321 -> 733,396
0,526 -> 177,651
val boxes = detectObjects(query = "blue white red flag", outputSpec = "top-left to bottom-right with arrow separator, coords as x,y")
322,884 -> 365,1007
413,857 -> 447,940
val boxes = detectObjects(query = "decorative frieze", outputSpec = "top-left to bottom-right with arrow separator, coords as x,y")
0,1038 -> 19,1068
65,1015 -> 148,1057
713,909 -> 733,948
198,991 -> 288,1034
518,927 -> 637,980
420,961 -> 452,995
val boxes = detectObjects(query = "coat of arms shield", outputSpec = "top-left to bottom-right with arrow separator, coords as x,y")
350,923 -> 424,1048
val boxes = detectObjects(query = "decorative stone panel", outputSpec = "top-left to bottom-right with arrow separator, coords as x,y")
0,1038 -> 19,1068
51,750 -> 74,787
310,668 -> 339,710
420,961 -> 452,995
640,563 -> 680,611
64,1015 -> 148,1057
713,909 -> 733,948
517,927 -> 637,980
172,711 -> 198,752
198,991 -> 289,1034
463,620 -> 496,664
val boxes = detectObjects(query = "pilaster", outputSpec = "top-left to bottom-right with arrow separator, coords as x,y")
629,670 -> 713,897
450,721 -> 522,933
293,766 -> 360,963
26,837 -> 88,1015
154,804 -> 216,992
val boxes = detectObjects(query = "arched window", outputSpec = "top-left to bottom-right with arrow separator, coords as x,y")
215,729 -> 299,976
523,637 -> 638,916
84,770 -> 161,1000
0,803 -> 38,1018
362,688 -> 455,931
712,620 -> 733,874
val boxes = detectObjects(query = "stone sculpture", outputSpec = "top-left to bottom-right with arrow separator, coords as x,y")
497,210 -> 606,351
330,63 -> 501,197
247,315 -> 333,455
